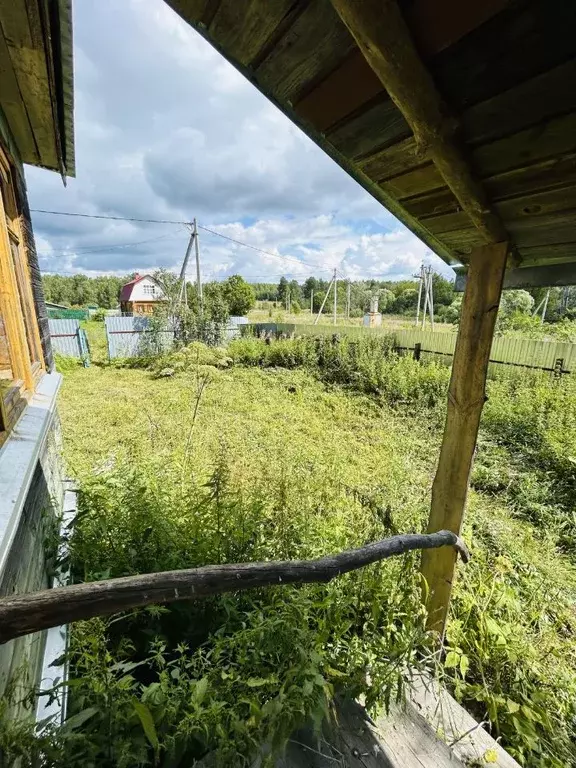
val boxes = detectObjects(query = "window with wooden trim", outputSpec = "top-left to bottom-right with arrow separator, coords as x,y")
0,148 -> 44,443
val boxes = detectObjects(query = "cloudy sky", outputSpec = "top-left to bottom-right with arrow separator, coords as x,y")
27,0 -> 452,284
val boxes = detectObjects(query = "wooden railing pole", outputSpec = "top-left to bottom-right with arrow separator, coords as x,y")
0,531 -> 469,645
421,242 -> 508,639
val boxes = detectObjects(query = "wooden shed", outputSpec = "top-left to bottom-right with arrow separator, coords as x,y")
161,0 -> 576,636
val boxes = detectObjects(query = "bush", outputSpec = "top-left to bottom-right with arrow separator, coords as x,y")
229,335 -> 448,408
10,448 -> 427,767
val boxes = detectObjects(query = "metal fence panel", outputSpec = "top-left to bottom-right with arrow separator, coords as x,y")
104,316 -> 174,359
247,324 -> 576,373
49,319 -> 84,358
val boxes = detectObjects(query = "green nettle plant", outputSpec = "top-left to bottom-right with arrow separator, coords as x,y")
2,337 -> 576,767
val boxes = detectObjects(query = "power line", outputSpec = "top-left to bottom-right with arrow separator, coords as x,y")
38,230 -> 187,258
31,209 -> 188,225
197,223 -> 327,271
31,208 -> 330,272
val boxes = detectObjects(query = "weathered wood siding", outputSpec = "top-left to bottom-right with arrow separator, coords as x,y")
0,407 -> 63,719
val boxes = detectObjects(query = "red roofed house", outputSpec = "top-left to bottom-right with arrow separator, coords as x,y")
120,274 -> 166,315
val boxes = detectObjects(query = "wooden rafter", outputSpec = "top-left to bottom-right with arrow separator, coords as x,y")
329,0 -> 509,246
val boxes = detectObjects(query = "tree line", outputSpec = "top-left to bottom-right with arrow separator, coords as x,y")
253,274 -> 457,318
42,272 -> 576,325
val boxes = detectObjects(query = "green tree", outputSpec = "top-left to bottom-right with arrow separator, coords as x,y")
432,274 -> 455,306
277,277 -> 289,303
222,275 -> 255,316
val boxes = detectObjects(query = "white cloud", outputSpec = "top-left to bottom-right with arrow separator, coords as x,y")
26,0 -> 454,283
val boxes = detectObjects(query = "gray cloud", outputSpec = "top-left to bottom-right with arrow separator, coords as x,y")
26,0 -> 453,282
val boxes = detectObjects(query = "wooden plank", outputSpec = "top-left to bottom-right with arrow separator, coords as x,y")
421,242 -> 508,639
209,0 -> 298,68
485,153 -> 576,202
462,58 -> 576,147
408,0 -> 512,58
431,0 -> 576,110
361,111 -> 576,199
255,0 -> 355,105
330,0 -> 507,243
424,185 -> 576,236
403,187 -> 458,218
0,1 -> 58,169
371,700 -> 460,767
328,98 -> 410,160
0,24 -> 38,165
358,137 -> 419,180
409,676 -> 520,768
296,50 -> 383,132
439,228 -> 487,257
456,260 -> 576,289
381,164 -> 446,201
507,212 -> 576,248
407,154 -> 576,219
295,0 -> 510,132
517,244 -> 576,267
472,112 -> 576,179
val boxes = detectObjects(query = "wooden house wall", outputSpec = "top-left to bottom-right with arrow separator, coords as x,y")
0,422 -> 63,717
0,104 -> 54,373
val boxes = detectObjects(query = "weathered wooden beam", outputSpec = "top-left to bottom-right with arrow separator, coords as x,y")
329,0 -> 508,245
455,259 -> 576,291
0,531 -> 469,645
421,242 -> 507,638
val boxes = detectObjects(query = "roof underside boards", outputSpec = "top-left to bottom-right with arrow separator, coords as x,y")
166,0 -> 576,284
0,0 -> 75,177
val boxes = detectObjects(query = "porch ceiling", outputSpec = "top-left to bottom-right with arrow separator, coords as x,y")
166,0 -> 576,286
0,0 -> 74,177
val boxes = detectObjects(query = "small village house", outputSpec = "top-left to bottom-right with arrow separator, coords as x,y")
119,273 -> 166,314
0,0 -> 73,720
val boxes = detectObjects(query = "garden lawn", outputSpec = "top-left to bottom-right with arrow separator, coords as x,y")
3,345 -> 574,768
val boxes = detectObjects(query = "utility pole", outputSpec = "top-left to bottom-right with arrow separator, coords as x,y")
346,280 -> 351,320
421,266 -> 435,330
421,267 -> 429,328
427,265 -> 435,330
193,218 -> 203,313
333,269 -> 337,326
314,275 -> 335,325
541,289 -> 550,324
415,264 -> 423,325
178,228 -> 195,306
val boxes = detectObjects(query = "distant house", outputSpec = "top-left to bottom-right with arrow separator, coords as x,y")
119,274 -> 166,315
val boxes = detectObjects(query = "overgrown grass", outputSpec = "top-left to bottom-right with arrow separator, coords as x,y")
2,336 -> 576,766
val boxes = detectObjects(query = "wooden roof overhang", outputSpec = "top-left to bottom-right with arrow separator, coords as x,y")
166,0 -> 576,288
0,0 -> 74,178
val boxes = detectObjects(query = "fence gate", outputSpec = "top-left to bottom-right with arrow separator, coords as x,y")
104,316 -> 174,359
48,319 -> 90,366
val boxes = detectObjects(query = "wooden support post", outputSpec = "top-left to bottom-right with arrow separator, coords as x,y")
421,242 -> 508,638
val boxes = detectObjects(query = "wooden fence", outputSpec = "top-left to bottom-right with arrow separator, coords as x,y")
248,323 -> 575,374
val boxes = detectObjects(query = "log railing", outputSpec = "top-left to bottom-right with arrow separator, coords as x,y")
0,530 -> 469,645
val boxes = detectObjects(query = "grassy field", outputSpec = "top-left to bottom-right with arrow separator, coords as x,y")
247,307 -> 456,332
3,335 -> 576,766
